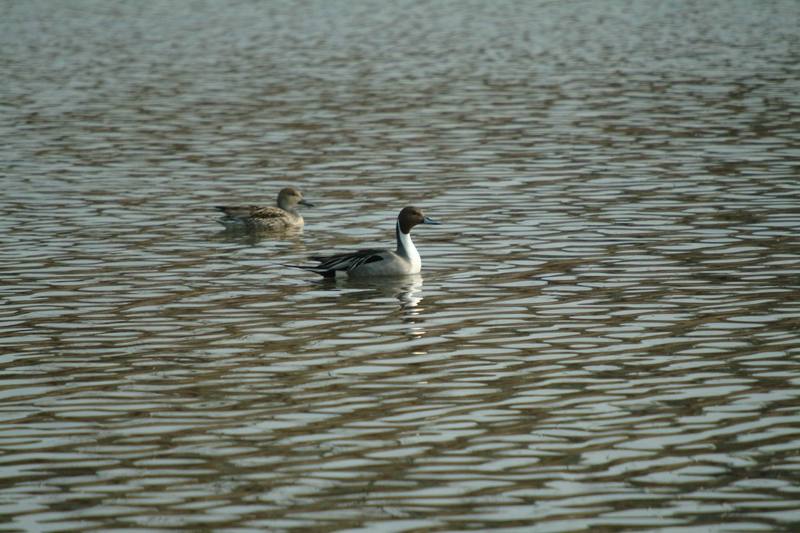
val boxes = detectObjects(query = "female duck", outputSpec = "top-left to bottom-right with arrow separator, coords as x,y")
291,206 -> 440,277
215,187 -> 313,232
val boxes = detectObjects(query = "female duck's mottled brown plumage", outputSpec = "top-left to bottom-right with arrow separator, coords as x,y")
215,187 -> 313,232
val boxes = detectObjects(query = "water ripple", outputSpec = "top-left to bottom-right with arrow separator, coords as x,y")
2,0 -> 800,530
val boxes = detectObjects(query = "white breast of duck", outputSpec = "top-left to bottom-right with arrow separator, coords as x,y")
396,221 -> 421,274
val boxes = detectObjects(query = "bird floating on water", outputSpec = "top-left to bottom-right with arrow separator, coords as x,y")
215,187 -> 313,232
289,206 -> 440,277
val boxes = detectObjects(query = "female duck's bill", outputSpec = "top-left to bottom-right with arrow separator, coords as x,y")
288,206 -> 440,278
215,187 -> 313,232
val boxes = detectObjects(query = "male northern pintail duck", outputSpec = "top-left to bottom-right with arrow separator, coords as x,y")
290,206 -> 440,278
215,187 -> 313,232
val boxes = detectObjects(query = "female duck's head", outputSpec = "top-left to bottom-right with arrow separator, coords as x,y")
277,187 -> 313,210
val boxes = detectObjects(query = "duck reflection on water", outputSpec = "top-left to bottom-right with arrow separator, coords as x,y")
320,273 -> 424,312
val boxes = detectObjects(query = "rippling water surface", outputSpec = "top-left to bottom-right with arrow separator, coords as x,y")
2,1 -> 800,530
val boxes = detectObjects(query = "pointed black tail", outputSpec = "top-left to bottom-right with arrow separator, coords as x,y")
281,264 -> 336,278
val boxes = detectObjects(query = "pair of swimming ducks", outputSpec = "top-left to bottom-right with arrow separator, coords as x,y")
216,187 -> 440,278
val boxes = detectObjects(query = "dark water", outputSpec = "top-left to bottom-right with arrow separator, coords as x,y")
2,0 -> 800,530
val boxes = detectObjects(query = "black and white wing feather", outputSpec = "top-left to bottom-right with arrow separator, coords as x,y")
288,249 -> 386,277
